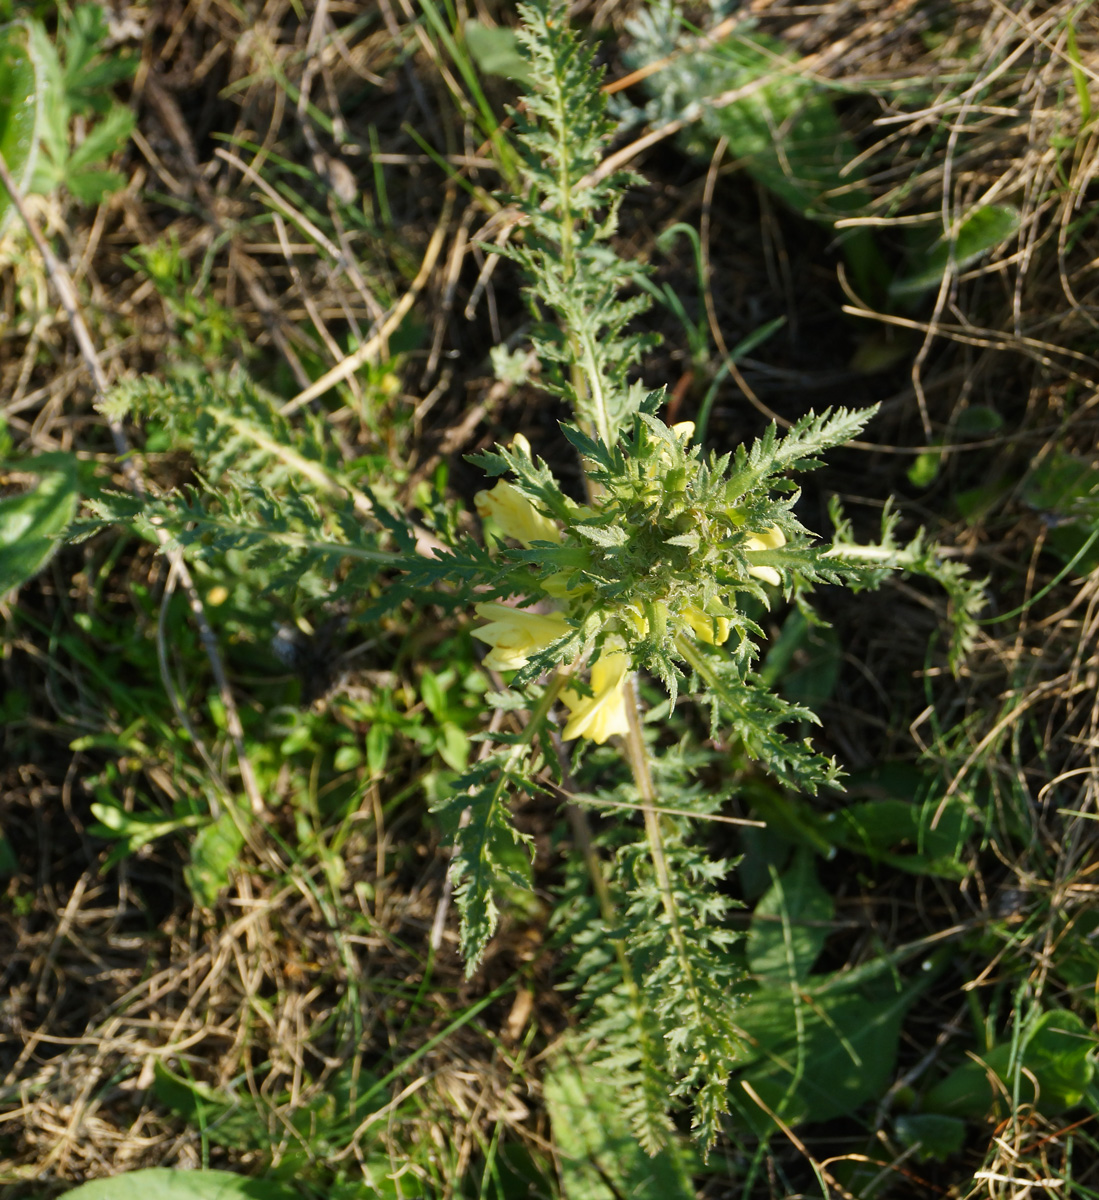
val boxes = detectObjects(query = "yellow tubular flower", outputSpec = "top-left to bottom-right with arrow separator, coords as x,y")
473,603 -> 569,671
651,421 -> 696,473
683,605 -> 731,646
744,525 -> 786,587
561,644 -> 631,744
474,481 -> 563,548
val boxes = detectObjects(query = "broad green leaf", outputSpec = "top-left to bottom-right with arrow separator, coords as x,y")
1023,449 -> 1099,517
543,1052 -> 695,1200
367,721 -> 391,775
184,807 -> 245,907
88,799 -> 206,870
420,666 -> 446,719
922,1008 -> 1097,1119
730,966 -> 930,1136
748,849 -> 833,983
1021,450 -> 1099,572
954,405 -> 1004,437
0,451 -> 78,594
891,205 -> 1021,298
439,721 -> 470,771
641,26 -> 884,291
907,448 -> 941,488
893,1113 -> 966,1162
0,20 -> 40,234
57,1168 -> 300,1200
761,608 -> 841,708
825,795 -> 974,879
464,19 -> 534,86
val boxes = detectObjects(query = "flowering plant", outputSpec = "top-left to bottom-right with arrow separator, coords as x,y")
86,0 -> 983,1155
418,1 -> 984,1151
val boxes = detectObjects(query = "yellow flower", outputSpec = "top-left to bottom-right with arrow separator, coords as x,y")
683,605 -> 730,645
473,603 -> 569,671
561,643 -> 631,744
474,481 -> 562,548
744,525 -> 785,587
650,421 -> 695,474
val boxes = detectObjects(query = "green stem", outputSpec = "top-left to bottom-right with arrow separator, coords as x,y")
621,673 -> 706,1021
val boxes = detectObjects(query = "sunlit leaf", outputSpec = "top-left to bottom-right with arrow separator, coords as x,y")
57,1169 -> 300,1200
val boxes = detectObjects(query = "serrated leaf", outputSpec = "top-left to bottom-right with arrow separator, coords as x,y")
66,166 -> 124,201
575,522 -> 628,547
433,751 -> 536,970
0,451 -> 78,594
65,99 -> 133,171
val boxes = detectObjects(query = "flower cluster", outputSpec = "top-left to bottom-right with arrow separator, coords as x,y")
470,424 -> 795,743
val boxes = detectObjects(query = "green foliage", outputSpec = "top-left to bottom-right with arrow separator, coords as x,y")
86,797 -> 206,869
464,19 -> 533,87
27,4 -> 135,202
0,19 -> 40,233
184,807 -> 246,908
431,742 -> 541,967
630,8 -> 869,223
729,941 -> 942,1137
828,497 -> 987,671
0,450 -> 78,594
542,1052 -> 696,1200
469,404 -> 882,715
747,851 -> 833,984
624,4 -> 882,291
1023,448 -> 1099,573
746,762 -> 978,880
907,404 -> 1004,488
67,0 -> 988,1166
497,1 -> 655,447
921,1007 -> 1097,1119
125,238 -> 245,360
55,1169 -> 301,1200
890,204 -> 1021,299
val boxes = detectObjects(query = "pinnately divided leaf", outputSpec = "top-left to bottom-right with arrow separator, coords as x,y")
431,747 -> 542,970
